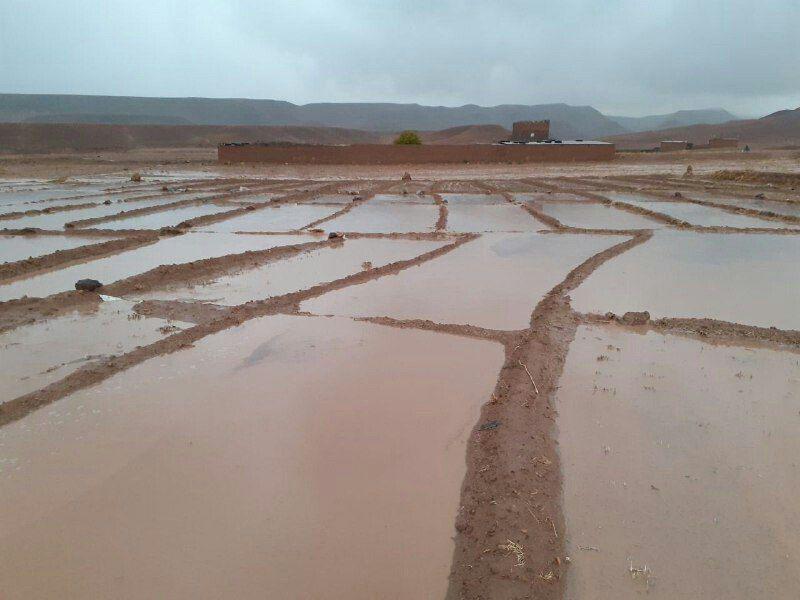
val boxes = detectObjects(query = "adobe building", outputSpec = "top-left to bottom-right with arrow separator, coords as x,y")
660,140 -> 691,152
511,120 -> 550,142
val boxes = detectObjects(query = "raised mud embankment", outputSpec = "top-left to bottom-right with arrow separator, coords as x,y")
218,143 -> 616,165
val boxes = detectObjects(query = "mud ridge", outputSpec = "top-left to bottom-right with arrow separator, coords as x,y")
355,316 -> 520,347
0,233 -> 475,426
64,197 -> 226,229
432,193 -> 448,230
581,311 -> 800,351
302,181 -> 393,230
0,234 -> 158,282
446,230 -> 652,600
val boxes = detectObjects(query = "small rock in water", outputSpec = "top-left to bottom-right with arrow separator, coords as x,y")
130,172 -> 142,182
673,191 -> 683,198
754,193 -> 766,199
103,199 -> 112,205
402,172 -> 412,181
328,231 -> 345,240
75,279 -> 103,292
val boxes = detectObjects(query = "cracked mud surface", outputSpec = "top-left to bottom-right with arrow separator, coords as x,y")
1,163 -> 799,599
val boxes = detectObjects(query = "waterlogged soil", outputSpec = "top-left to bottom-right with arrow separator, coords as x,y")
303,232 -> 623,330
129,238 -> 444,305
0,233 -> 306,301
557,325 -> 800,599
0,300 -> 188,402
93,203 -> 234,230
0,314 -> 504,599
323,203 -> 439,233
0,234 -> 113,264
439,193 -> 506,205
603,192 -> 788,228
535,202 -> 665,229
203,204 -> 339,232
371,193 -> 435,204
571,231 -> 800,330
446,203 -> 544,232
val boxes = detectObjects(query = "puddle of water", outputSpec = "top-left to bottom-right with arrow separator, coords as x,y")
537,202 -> 665,229
558,325 -> 800,599
685,192 -> 800,219
130,238 -> 444,305
0,300 -> 189,402
446,203 -> 544,232
604,193 -> 788,228
323,203 -> 439,233
0,314 -> 504,599
371,193 -> 435,205
304,233 -> 623,329
440,193 -> 505,205
0,233 -> 309,301
92,203 -> 234,230
0,235 -> 111,264
203,204 -> 339,232
572,231 -> 800,330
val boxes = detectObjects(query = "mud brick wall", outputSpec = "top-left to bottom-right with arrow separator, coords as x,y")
660,141 -> 690,151
511,120 -> 550,142
218,142 -> 615,164
708,137 -> 739,149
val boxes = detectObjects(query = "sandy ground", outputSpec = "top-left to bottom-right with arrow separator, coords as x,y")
1,149 -> 799,599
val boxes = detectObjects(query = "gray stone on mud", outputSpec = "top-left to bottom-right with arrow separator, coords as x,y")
328,231 -> 345,240
621,311 -> 650,325
75,279 -> 103,292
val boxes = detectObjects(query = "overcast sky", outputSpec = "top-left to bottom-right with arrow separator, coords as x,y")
1,0 -> 798,117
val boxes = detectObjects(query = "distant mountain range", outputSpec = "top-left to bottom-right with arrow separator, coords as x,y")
607,108 -> 738,133
0,93 -> 744,140
606,107 -> 800,148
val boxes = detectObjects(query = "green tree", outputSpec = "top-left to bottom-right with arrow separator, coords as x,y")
394,131 -> 422,145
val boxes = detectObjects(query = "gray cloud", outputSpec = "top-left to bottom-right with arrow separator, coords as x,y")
1,0 -> 798,117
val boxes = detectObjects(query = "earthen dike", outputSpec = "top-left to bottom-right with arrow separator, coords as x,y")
218,142 -> 616,164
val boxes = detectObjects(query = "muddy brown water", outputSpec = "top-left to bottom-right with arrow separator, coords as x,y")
535,202 -> 665,229
0,234 -> 117,264
90,203 -> 235,230
446,203 -> 545,232
0,300 -> 189,402
0,233 -> 309,301
0,314 -> 504,599
303,232 -> 623,330
557,324 -> 800,599
439,193 -> 506,205
128,238 -> 445,305
603,192 -> 789,228
202,204 -> 340,232
322,203 -> 439,233
571,230 -> 800,330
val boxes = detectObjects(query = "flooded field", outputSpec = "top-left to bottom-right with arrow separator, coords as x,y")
534,201 -> 664,229
1,171 -> 798,599
446,203 -> 543,232
303,233 -> 621,329
0,314 -> 503,599
558,325 -> 800,599
571,231 -> 800,329
603,192 -> 788,228
129,238 -> 444,305
204,204 -> 339,232
0,300 -> 188,402
0,232 -> 305,301
322,202 -> 439,233
0,234 -> 114,263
